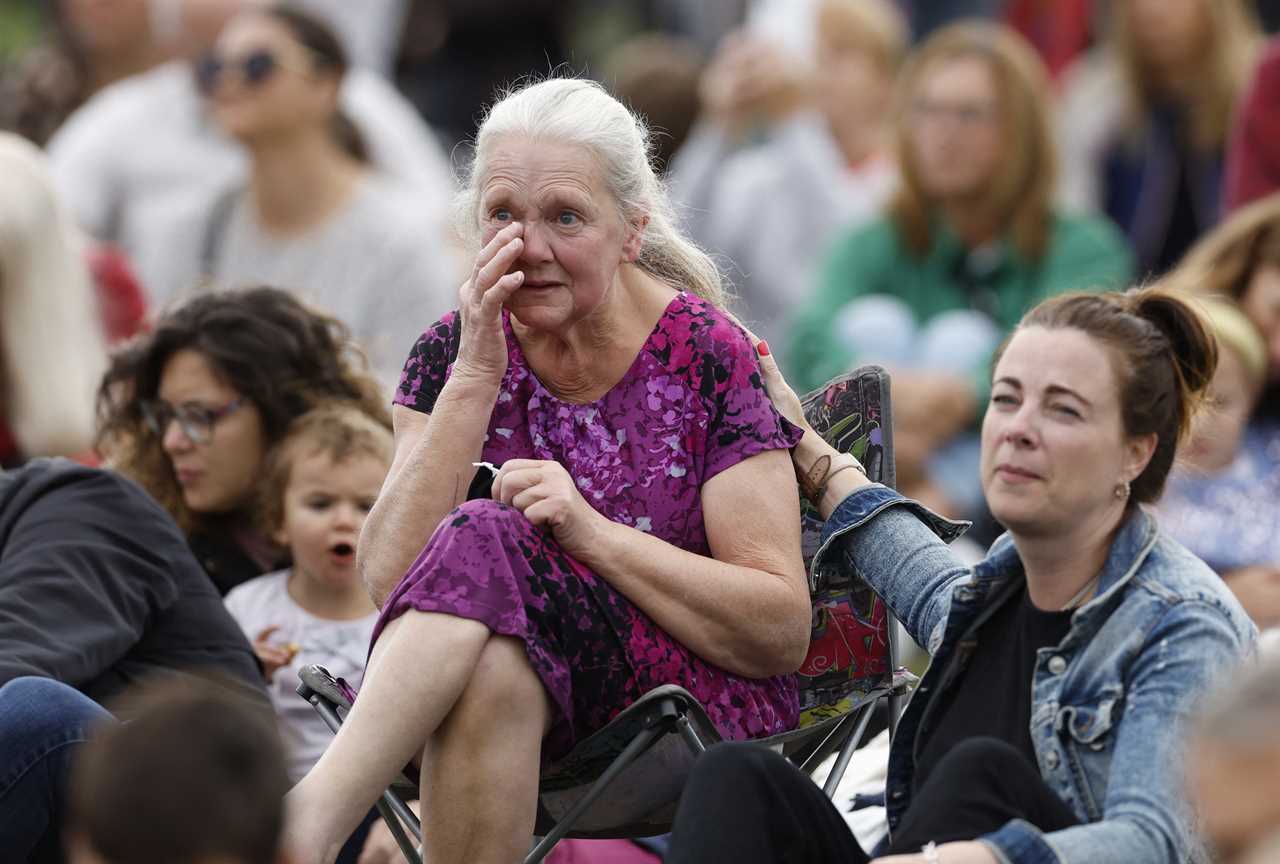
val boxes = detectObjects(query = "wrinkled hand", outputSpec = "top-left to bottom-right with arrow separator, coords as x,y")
252,625 -> 298,684
873,841 -> 999,864
492,459 -> 606,560
1223,564 -> 1280,629
453,222 -> 527,387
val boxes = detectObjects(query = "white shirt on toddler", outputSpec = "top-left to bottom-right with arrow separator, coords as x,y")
224,569 -> 377,783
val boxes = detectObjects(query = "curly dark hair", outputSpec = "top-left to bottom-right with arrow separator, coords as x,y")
97,287 -> 390,532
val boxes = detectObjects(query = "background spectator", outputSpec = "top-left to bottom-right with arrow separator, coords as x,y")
197,5 -> 455,391
1163,192 -> 1280,420
670,0 -> 906,358
1155,297 -> 1280,628
46,0 -> 455,307
67,678 -> 288,864
788,21 -> 1131,519
602,32 -> 704,175
0,460 -> 266,860
392,0 -> 577,150
224,404 -> 390,783
0,459 -> 263,705
0,132 -> 106,465
1187,655 -> 1280,864
97,288 -> 389,595
1058,0 -> 1261,277
0,0 -> 161,146
1225,36 -> 1280,211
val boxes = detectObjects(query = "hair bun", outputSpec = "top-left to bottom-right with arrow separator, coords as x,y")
1128,285 -> 1218,403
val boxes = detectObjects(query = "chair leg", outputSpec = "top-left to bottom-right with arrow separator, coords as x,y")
524,722 -> 668,864
822,699 -> 877,798
375,797 -> 423,864
676,713 -> 708,754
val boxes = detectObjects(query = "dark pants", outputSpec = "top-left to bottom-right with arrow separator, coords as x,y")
0,677 -> 111,863
666,737 -> 1079,863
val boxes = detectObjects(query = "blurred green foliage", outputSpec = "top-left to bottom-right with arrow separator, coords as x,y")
0,0 -> 44,67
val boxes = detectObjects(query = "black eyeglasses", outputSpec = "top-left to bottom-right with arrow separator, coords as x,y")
140,398 -> 244,445
195,48 -> 317,97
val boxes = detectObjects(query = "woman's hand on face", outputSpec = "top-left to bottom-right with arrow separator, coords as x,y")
492,459 -> 606,559
453,222 -> 527,387
872,841 -> 1000,864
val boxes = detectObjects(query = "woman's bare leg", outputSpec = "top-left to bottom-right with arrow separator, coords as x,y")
282,611 -> 490,863
421,634 -> 552,864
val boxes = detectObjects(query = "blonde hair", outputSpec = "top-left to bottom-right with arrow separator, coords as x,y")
1111,0 -> 1259,151
1197,295 -> 1267,391
257,402 -> 393,537
816,0 -> 909,73
1162,192 -> 1280,302
458,77 -> 725,307
0,132 -> 106,457
889,22 -> 1057,261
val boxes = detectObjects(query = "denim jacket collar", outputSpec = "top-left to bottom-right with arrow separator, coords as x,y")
975,507 -> 1159,624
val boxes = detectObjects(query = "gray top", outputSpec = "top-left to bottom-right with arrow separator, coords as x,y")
211,175 -> 457,395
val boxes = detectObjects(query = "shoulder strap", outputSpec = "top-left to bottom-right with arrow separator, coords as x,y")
200,184 -> 242,279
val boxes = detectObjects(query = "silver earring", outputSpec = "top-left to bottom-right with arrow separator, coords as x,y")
1115,480 -> 1130,500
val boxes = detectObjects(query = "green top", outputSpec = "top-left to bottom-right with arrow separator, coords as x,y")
786,212 -> 1134,397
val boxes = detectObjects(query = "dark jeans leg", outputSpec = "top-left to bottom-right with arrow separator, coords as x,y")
667,742 -> 870,864
889,737 -> 1080,854
0,677 -> 112,863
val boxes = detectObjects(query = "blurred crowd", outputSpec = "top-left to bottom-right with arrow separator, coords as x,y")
3,0 -> 1280,861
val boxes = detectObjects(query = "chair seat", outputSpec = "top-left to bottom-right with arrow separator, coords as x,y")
533,671 -> 912,838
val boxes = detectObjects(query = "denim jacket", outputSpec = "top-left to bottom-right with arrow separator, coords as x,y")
813,484 -> 1256,864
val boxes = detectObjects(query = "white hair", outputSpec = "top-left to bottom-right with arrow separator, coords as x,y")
0,133 -> 106,457
457,77 -> 726,307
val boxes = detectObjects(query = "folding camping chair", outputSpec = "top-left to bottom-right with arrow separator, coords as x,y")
297,365 -> 913,864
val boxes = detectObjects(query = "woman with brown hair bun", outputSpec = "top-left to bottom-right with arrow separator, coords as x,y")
669,285 -> 1254,864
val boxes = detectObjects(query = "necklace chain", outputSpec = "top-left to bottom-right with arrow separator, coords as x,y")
1061,572 -> 1102,611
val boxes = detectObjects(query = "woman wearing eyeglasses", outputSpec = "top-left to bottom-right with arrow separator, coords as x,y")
97,287 -> 388,595
193,5 -> 456,394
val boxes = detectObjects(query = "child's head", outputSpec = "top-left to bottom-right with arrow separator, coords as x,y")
258,404 -> 393,587
1185,296 -> 1268,472
68,678 -> 288,864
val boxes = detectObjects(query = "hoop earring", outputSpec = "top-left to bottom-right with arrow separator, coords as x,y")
1115,480 -> 1131,500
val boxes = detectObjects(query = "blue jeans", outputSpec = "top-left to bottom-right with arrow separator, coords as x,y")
0,677 -> 111,862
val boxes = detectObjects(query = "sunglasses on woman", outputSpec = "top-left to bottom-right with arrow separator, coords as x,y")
195,48 -> 313,97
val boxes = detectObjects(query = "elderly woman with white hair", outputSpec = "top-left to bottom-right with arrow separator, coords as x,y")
284,78 -> 810,863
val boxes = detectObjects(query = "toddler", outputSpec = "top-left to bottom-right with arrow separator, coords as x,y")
224,403 -> 392,781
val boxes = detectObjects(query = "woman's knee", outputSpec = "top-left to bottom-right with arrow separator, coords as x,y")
453,636 -> 549,724
0,678 -> 109,740
687,742 -> 795,801
929,737 -> 1030,786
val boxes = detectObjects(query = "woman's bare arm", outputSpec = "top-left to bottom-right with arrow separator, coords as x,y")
357,387 -> 496,607
510,448 -> 812,679
589,449 -> 809,678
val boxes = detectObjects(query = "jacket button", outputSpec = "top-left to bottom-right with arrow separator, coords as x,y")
1047,655 -> 1067,675
1045,750 -> 1060,769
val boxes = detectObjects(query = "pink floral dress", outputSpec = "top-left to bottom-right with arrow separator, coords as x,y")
374,292 -> 802,758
